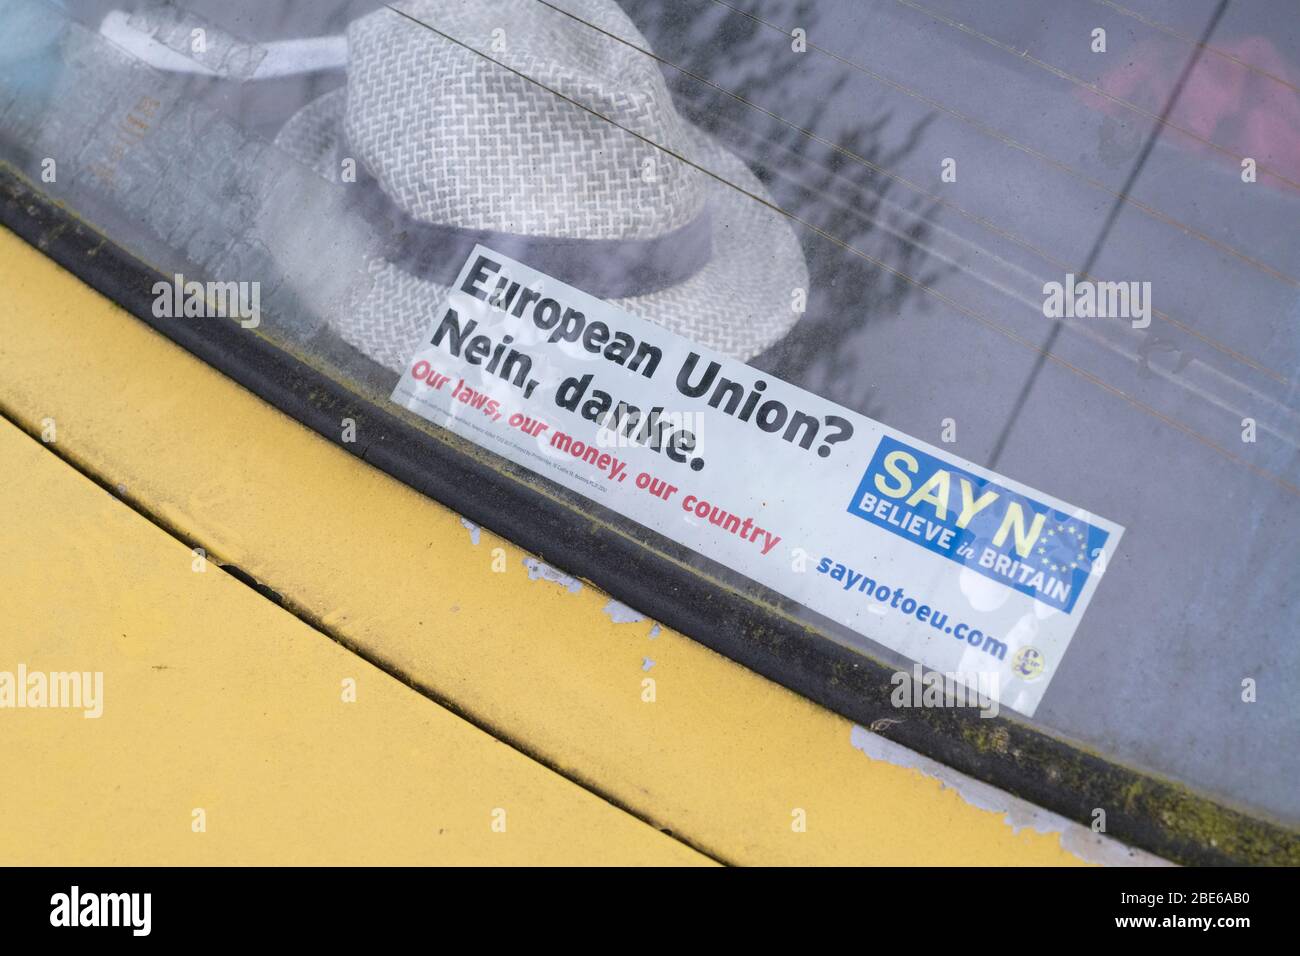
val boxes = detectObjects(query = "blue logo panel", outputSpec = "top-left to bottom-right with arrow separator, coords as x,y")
847,436 -> 1109,613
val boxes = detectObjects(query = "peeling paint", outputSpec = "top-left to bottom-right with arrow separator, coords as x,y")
849,725 -> 1171,867
642,658 -> 656,671
602,599 -> 645,624
523,557 -> 582,593
648,624 -> 661,639
460,517 -> 480,546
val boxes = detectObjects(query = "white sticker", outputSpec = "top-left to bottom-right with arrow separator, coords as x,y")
392,246 -> 1125,716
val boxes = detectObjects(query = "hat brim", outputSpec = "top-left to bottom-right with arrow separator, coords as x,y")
275,89 -> 809,368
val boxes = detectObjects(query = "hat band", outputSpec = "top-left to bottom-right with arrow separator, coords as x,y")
346,149 -> 714,299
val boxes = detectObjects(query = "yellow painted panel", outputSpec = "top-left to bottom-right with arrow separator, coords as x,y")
0,419 -> 707,865
0,225 -> 1098,864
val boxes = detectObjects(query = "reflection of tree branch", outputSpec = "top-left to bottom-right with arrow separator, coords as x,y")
622,0 -> 952,416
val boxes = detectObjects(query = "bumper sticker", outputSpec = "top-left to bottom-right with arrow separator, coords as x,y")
391,246 -> 1125,716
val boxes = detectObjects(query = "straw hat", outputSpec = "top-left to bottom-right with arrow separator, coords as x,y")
275,0 -> 808,369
